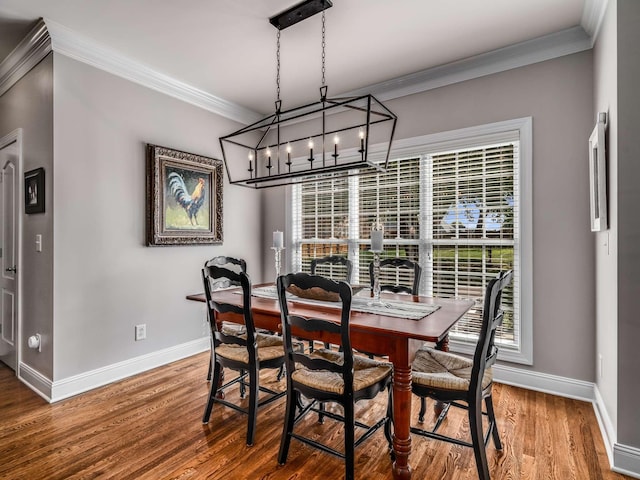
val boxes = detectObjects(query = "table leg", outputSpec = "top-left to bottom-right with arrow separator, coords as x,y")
435,334 -> 449,352
391,364 -> 413,479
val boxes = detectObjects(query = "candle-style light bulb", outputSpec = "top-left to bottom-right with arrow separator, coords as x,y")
308,139 -> 314,162
333,135 -> 339,159
266,148 -> 272,170
286,143 -> 292,170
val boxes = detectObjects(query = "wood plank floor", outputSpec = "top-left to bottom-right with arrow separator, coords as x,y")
0,353 -> 631,480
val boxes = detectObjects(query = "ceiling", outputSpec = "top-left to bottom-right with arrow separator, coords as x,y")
0,0 -> 592,117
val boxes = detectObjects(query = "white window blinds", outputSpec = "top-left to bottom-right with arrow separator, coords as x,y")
291,126 -> 524,356
295,177 -> 350,275
428,143 -> 517,348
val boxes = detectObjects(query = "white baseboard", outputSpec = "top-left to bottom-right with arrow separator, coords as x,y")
493,363 -> 594,402
45,337 -> 209,403
594,383 -> 640,478
593,385 -> 616,465
18,362 -> 54,402
613,444 -> 640,479
49,337 -> 209,402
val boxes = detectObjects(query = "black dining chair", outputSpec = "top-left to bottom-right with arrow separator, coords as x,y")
369,257 -> 422,296
202,256 -> 247,381
201,264 -> 286,446
276,272 -> 393,480
310,255 -> 353,283
409,270 -> 513,480
360,257 -> 422,359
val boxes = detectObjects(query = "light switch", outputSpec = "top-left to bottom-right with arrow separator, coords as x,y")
35,234 -> 42,252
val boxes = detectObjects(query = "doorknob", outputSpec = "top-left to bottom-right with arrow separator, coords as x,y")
5,266 -> 16,273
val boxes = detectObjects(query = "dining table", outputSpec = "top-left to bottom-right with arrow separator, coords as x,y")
187,284 -> 473,480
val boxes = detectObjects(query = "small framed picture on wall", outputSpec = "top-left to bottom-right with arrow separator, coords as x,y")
24,167 -> 45,214
589,112 -> 607,232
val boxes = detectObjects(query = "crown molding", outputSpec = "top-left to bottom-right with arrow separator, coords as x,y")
0,19 -> 51,97
582,0 -> 609,45
43,18 -> 262,126
2,19 -> 594,127
343,26 -> 591,103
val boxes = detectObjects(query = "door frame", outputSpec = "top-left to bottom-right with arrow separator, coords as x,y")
0,128 -> 23,375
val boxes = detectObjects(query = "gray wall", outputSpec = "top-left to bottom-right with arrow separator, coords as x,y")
52,54 -> 262,380
593,0 -> 618,432
263,50 -> 596,381
0,53 -> 54,379
616,0 -> 640,449
593,0 -> 640,456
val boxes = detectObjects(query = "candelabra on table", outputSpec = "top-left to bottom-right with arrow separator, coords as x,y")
370,251 -> 383,305
272,246 -> 284,278
369,220 -> 384,306
272,230 -> 285,281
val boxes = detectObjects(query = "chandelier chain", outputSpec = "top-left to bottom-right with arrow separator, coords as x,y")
276,28 -> 281,101
321,9 -> 326,86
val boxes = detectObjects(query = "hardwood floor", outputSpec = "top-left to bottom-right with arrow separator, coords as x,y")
0,353 -> 631,480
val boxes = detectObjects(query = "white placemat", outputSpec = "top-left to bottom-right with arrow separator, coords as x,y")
250,285 -> 439,320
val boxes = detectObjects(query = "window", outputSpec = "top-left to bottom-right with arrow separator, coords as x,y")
289,118 -> 532,364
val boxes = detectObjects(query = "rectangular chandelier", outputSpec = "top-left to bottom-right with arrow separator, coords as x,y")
218,0 -> 397,189
219,91 -> 397,189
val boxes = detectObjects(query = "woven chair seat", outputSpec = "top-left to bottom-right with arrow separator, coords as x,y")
412,347 -> 492,391
216,333 -> 284,363
292,348 -> 392,394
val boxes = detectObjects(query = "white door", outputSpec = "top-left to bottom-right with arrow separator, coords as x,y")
0,132 -> 20,371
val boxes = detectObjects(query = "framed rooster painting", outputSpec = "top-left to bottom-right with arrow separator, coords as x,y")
146,144 -> 223,245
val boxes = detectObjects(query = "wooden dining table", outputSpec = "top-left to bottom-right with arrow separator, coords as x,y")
187,285 -> 473,480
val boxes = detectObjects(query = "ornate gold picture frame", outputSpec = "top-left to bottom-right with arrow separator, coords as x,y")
146,144 -> 223,245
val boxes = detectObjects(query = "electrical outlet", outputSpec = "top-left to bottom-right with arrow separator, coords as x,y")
135,324 -> 147,341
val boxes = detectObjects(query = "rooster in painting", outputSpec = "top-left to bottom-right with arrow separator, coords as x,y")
167,172 -> 206,226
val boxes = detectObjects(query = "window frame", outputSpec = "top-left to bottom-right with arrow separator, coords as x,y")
286,117 -> 533,365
